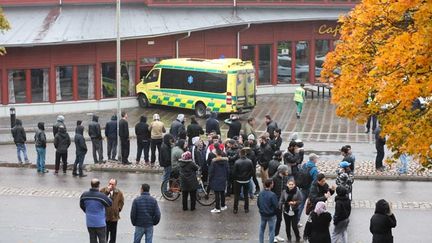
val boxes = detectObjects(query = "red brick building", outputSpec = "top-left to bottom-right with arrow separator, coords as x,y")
0,0 -> 355,116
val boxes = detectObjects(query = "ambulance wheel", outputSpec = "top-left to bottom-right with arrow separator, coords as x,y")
138,94 -> 149,108
195,102 -> 206,118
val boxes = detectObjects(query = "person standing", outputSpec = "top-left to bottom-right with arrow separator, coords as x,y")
265,115 -> 278,140
208,145 -> 229,213
169,114 -> 186,140
304,201 -> 332,243
135,115 -> 151,165
11,119 -> 30,164
308,173 -> 335,213
331,186 -> 351,243
268,151 -> 283,178
131,184 -> 161,243
225,114 -> 242,139
279,179 -> 303,242
258,135 -> 274,185
105,115 -> 118,161
73,124 -> 88,177
284,141 -> 301,177
375,126 -> 386,171
54,125 -> 71,175
80,178 -> 112,243
243,117 -> 257,141
232,148 -> 255,214
270,128 -> 283,152
186,115 -> 204,147
271,165 -> 290,242
179,151 -> 199,211
365,115 -> 377,133
205,111 -> 221,135
257,179 -> 278,243
149,114 -> 166,166
293,83 -> 305,119
100,179 -> 125,243
160,134 -> 175,187
89,115 -> 104,164
340,145 -> 355,173
119,111 -> 131,165
225,140 -> 240,197
34,122 -> 48,173
369,199 -> 397,243
297,153 -> 319,224
53,115 -> 66,137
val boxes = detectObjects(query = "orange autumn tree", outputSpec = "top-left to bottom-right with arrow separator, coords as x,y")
0,7 -> 10,54
322,0 -> 432,167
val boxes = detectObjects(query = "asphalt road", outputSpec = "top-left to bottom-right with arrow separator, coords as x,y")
1,167 -> 431,243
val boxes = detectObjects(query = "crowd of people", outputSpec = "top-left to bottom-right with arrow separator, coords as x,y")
10,110 -> 398,243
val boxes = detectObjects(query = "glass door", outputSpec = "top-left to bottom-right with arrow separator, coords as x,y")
258,44 -> 272,85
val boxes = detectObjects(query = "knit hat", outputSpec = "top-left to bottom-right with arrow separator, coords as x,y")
247,134 -> 255,140
177,114 -> 185,122
181,151 -> 192,161
314,201 -> 327,215
57,115 -> 65,122
192,136 -> 200,146
153,114 -> 160,121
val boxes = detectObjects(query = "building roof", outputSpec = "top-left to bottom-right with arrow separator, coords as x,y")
0,5 -> 350,47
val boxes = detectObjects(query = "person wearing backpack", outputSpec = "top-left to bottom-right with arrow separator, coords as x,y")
296,153 -> 319,225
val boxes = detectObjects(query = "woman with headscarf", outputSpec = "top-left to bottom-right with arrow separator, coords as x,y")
370,199 -> 397,243
305,201 -> 332,243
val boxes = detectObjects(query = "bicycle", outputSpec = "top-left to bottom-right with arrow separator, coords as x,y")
161,170 -> 215,206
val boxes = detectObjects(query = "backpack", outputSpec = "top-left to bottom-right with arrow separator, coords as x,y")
295,165 -> 313,189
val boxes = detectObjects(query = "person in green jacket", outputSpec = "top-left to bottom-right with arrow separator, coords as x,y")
293,84 -> 305,119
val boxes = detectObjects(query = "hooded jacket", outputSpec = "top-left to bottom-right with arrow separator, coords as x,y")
75,125 -> 88,155
54,126 -> 71,153
53,115 -> 66,137
258,141 -> 274,170
119,117 -> 129,139
135,116 -> 151,142
266,120 -> 278,140
105,115 -> 118,140
169,117 -> 185,140
268,157 -> 282,178
186,120 -> 204,145
11,119 -> 26,144
205,112 -> 220,135
370,199 -> 397,243
226,118 -> 241,139
171,140 -> 186,170
34,122 -> 47,148
333,186 -> 351,225
179,159 -> 199,191
159,134 -> 174,167
208,157 -> 229,191
88,115 -> 102,139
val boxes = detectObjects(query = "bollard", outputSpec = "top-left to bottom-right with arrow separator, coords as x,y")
10,107 -> 16,128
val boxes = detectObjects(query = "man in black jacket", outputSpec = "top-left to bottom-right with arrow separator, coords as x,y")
331,186 -> 351,243
53,115 -> 66,137
11,119 -> 30,164
35,122 -> 48,173
205,111 -> 220,135
225,114 -> 241,139
105,115 -> 118,161
270,128 -> 283,152
268,151 -> 283,178
232,148 -> 255,214
54,125 -> 71,174
135,115 -> 151,165
225,139 -> 239,197
309,173 -> 335,209
258,135 -> 274,184
374,126 -> 386,171
169,114 -> 186,140
89,115 -> 104,164
265,115 -> 278,140
160,134 -> 175,192
119,112 -> 131,165
186,115 -> 204,147
283,141 -> 301,177
74,124 -> 88,177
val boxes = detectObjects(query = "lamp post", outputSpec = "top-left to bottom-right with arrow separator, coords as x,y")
116,0 -> 122,162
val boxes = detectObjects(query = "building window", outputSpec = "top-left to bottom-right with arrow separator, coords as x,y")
139,56 -> 171,80
315,40 -> 331,81
258,45 -> 272,85
77,65 -> 95,100
56,66 -> 73,101
31,69 -> 49,103
102,62 -> 136,98
8,70 -> 26,103
277,41 -> 292,84
295,41 -> 310,83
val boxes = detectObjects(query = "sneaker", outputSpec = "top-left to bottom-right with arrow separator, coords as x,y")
274,235 -> 285,242
297,223 -> 303,228
210,208 -> 221,213
72,173 -> 78,177
18,161 -> 23,165
42,169 -> 49,173
25,161 -> 31,165
79,174 -> 87,178
220,206 -> 228,211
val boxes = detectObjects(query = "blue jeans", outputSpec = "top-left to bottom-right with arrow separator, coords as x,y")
259,215 -> 276,243
399,154 -> 410,174
162,166 -> 172,192
297,188 -> 309,222
134,226 -> 153,243
36,147 -> 46,171
16,143 -> 29,163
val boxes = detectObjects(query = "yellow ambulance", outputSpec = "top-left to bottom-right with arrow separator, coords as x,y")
136,58 -> 256,117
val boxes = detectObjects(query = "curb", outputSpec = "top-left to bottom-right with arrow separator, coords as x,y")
0,162 -> 430,181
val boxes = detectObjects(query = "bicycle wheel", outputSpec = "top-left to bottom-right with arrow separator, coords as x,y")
196,184 -> 215,206
161,178 -> 181,201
